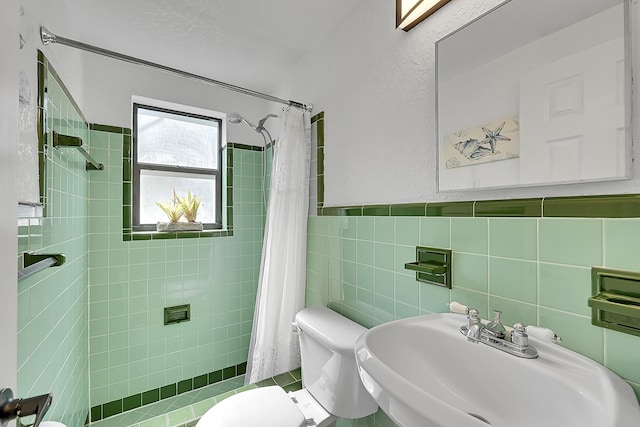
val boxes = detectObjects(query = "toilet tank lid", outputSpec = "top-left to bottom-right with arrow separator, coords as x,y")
295,305 -> 367,355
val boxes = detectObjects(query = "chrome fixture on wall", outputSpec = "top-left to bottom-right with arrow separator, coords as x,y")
228,112 -> 278,208
228,112 -> 277,138
0,388 -> 52,427
39,27 -> 312,112
461,308 -> 539,359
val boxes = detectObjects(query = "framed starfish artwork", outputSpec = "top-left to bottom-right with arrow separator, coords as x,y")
442,116 -> 519,169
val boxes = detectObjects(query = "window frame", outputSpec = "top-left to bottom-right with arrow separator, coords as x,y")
132,102 -> 223,231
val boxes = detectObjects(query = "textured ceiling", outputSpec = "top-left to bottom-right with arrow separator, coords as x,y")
60,0 -> 363,95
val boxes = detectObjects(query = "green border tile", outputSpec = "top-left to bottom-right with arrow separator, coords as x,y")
317,174 -> 325,205
311,111 -> 325,124
426,201 -> 474,217
123,394 -> 142,411
544,195 -> 640,218
90,123 -> 126,133
151,232 -> 177,240
237,362 -> 247,375
132,232 -> 153,241
317,196 -> 640,219
160,384 -> 177,399
102,400 -> 123,419
178,379 -> 193,394
90,405 -> 102,422
475,198 -> 542,217
316,117 -> 325,148
228,142 -> 263,152
37,51 -> 48,213
123,134 -> 132,159
317,147 -> 325,173
321,206 -> 363,216
142,388 -> 160,405
390,203 -> 426,217
122,159 -> 132,181
209,370 -> 223,384
363,205 -> 391,216
123,184 -> 132,206
194,374 -> 208,389
222,366 -> 236,380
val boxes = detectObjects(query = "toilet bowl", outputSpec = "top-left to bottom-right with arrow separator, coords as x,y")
197,305 -> 378,426
198,386 -> 335,427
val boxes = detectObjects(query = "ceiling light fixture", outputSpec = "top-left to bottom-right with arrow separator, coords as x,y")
396,0 -> 451,31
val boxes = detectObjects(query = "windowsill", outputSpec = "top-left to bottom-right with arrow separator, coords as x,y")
124,229 -> 232,241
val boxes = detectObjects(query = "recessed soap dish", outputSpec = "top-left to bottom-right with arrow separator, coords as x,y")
404,246 -> 452,288
588,267 -> 640,337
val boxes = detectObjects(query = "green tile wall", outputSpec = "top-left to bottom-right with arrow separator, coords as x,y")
16,52 -> 90,427
87,131 -> 265,410
309,113 -> 324,214
306,214 -> 640,404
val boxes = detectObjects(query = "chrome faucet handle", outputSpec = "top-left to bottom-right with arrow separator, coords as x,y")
485,310 -> 506,339
464,308 -> 484,341
511,323 -> 529,347
466,308 -> 480,328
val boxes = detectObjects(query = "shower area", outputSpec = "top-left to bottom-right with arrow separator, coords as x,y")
14,25 -> 320,427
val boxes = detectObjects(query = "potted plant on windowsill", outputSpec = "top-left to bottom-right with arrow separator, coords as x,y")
179,190 -> 203,231
156,189 -> 203,232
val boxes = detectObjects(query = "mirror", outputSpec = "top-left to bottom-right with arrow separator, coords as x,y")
436,0 -> 632,192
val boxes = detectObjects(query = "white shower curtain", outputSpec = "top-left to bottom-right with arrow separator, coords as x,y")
245,106 -> 312,384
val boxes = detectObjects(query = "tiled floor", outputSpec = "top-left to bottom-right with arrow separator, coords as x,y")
90,370 -> 302,427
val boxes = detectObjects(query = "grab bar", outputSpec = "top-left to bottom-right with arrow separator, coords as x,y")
18,252 -> 66,281
52,131 -> 104,171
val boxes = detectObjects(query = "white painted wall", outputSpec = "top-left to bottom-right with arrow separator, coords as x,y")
0,0 -> 19,416
25,0 -> 284,147
20,0 -> 85,103
78,52 -> 277,146
284,0 -> 640,206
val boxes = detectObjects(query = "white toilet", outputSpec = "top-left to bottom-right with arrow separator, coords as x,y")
197,305 -> 378,426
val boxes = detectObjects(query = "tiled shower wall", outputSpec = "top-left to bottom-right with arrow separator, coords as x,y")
19,51 -> 269,426
87,132 -> 265,409
306,214 -> 640,401
16,53 -> 90,427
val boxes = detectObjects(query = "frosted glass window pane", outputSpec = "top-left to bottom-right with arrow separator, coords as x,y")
139,170 -> 216,224
137,107 -> 219,169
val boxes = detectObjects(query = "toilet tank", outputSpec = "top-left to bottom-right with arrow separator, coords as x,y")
294,305 -> 378,419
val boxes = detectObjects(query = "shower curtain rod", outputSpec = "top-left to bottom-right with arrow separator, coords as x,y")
40,27 -> 312,111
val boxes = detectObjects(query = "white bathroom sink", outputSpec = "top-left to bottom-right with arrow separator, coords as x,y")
354,313 -> 640,427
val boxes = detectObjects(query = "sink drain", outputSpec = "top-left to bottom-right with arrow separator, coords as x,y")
468,413 -> 491,425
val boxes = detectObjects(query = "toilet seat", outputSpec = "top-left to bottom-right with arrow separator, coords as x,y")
197,386 -> 306,427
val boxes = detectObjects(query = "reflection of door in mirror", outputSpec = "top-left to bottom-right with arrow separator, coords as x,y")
436,0 -> 631,192
519,7 -> 625,185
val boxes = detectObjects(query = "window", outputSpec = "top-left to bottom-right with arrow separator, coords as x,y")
133,101 -> 224,231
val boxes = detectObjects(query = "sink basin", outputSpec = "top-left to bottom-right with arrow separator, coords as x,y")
355,313 -> 640,427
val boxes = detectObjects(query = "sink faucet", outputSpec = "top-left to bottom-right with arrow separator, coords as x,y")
460,309 -> 538,359
484,310 -> 506,339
